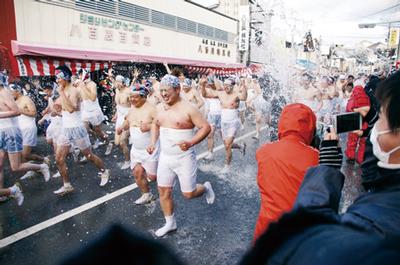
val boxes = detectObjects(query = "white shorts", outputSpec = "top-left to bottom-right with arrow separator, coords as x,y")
116,115 -> 126,129
221,119 -> 241,139
130,145 -> 159,176
157,151 -> 197,193
239,101 -> 246,112
46,122 -> 62,143
20,127 -> 37,147
82,109 -> 105,127
207,113 -> 221,129
57,126 -> 91,150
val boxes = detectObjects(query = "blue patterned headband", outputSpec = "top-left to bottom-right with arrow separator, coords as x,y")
160,74 -> 180,88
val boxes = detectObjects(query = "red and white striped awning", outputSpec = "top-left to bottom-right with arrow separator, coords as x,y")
185,66 -> 252,76
15,56 -> 111,77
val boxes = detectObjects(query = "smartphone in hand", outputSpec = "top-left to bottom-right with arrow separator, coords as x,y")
334,112 -> 362,134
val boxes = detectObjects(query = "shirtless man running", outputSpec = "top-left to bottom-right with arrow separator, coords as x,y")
9,84 -> 49,173
54,66 -> 110,195
78,69 -> 112,154
113,75 -> 131,170
293,73 -> 319,111
180,78 -> 204,109
148,74 -> 215,237
200,77 -> 247,174
0,81 -> 49,202
117,84 -> 158,204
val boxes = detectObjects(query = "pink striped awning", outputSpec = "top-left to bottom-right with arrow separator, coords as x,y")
15,56 -> 111,77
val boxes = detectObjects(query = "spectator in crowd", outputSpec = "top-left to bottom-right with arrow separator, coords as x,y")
345,82 -> 370,164
253,103 -> 318,241
240,71 -> 400,265
98,69 -> 115,122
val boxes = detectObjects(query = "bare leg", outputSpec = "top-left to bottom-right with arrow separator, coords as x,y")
158,186 -> 174,216
207,127 -> 215,153
119,132 -> 130,162
0,188 -> 11,196
81,148 -> 105,171
55,145 -> 71,184
224,137 -> 234,165
182,184 -> 206,199
133,165 -> 149,193
8,152 -> 43,173
93,125 -> 109,144
22,146 -> 44,162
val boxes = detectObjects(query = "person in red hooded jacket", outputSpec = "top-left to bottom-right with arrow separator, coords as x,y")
253,103 -> 319,241
345,84 -> 370,164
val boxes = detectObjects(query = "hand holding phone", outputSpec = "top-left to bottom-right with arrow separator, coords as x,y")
334,112 -> 362,134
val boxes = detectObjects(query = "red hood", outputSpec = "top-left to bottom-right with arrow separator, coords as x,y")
278,103 -> 316,145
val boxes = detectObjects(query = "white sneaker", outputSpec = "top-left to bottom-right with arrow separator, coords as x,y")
220,165 -> 231,174
241,124 -> 245,130
43,156 -> 51,166
134,193 -> 155,205
11,183 -> 24,206
20,170 -> 36,180
92,139 -> 101,150
39,164 -> 50,182
155,219 -> 177,237
120,161 -> 130,170
204,182 -> 215,204
79,156 -> 88,163
204,152 -> 214,161
99,169 -> 110,186
105,143 -> 113,156
52,171 -> 61,178
54,185 -> 74,196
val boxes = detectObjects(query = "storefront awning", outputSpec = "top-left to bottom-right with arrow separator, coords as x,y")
12,40 -> 245,69
15,56 -> 111,77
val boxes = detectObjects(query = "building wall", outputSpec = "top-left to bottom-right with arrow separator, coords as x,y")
214,0 -> 241,19
13,0 -> 238,64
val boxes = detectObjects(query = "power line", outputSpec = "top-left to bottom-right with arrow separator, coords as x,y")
363,2 -> 400,18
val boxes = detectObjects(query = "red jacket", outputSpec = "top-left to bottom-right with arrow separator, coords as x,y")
346,85 -> 370,130
346,85 -> 370,112
254,103 -> 319,241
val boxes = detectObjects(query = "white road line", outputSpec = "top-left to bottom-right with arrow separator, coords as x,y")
0,126 -> 267,248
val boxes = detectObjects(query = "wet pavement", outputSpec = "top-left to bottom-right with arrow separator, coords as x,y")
0,120 -> 362,265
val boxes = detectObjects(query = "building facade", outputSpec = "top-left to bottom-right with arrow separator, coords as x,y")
0,0 -> 242,77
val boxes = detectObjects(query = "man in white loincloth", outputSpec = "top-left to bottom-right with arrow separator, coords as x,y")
54,66 -> 110,195
113,75 -> 131,170
0,81 -> 49,203
10,83 -> 50,180
200,77 -> 247,174
148,74 -> 215,237
117,84 -> 159,205
77,69 -> 113,154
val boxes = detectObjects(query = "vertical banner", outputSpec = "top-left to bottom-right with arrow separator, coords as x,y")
238,5 -> 250,51
389,28 -> 399,48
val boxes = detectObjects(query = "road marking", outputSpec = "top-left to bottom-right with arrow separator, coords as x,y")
0,126 -> 267,248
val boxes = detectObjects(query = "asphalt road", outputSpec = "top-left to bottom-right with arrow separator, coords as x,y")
0,119 -> 363,265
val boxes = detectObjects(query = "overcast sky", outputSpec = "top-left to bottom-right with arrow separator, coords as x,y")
192,0 -> 399,46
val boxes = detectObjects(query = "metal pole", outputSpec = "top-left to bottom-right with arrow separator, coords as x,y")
247,3 -> 252,66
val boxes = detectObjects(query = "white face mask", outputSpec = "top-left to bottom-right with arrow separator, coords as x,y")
370,124 -> 400,169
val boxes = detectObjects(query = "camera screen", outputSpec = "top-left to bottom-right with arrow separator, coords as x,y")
336,112 -> 361,134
